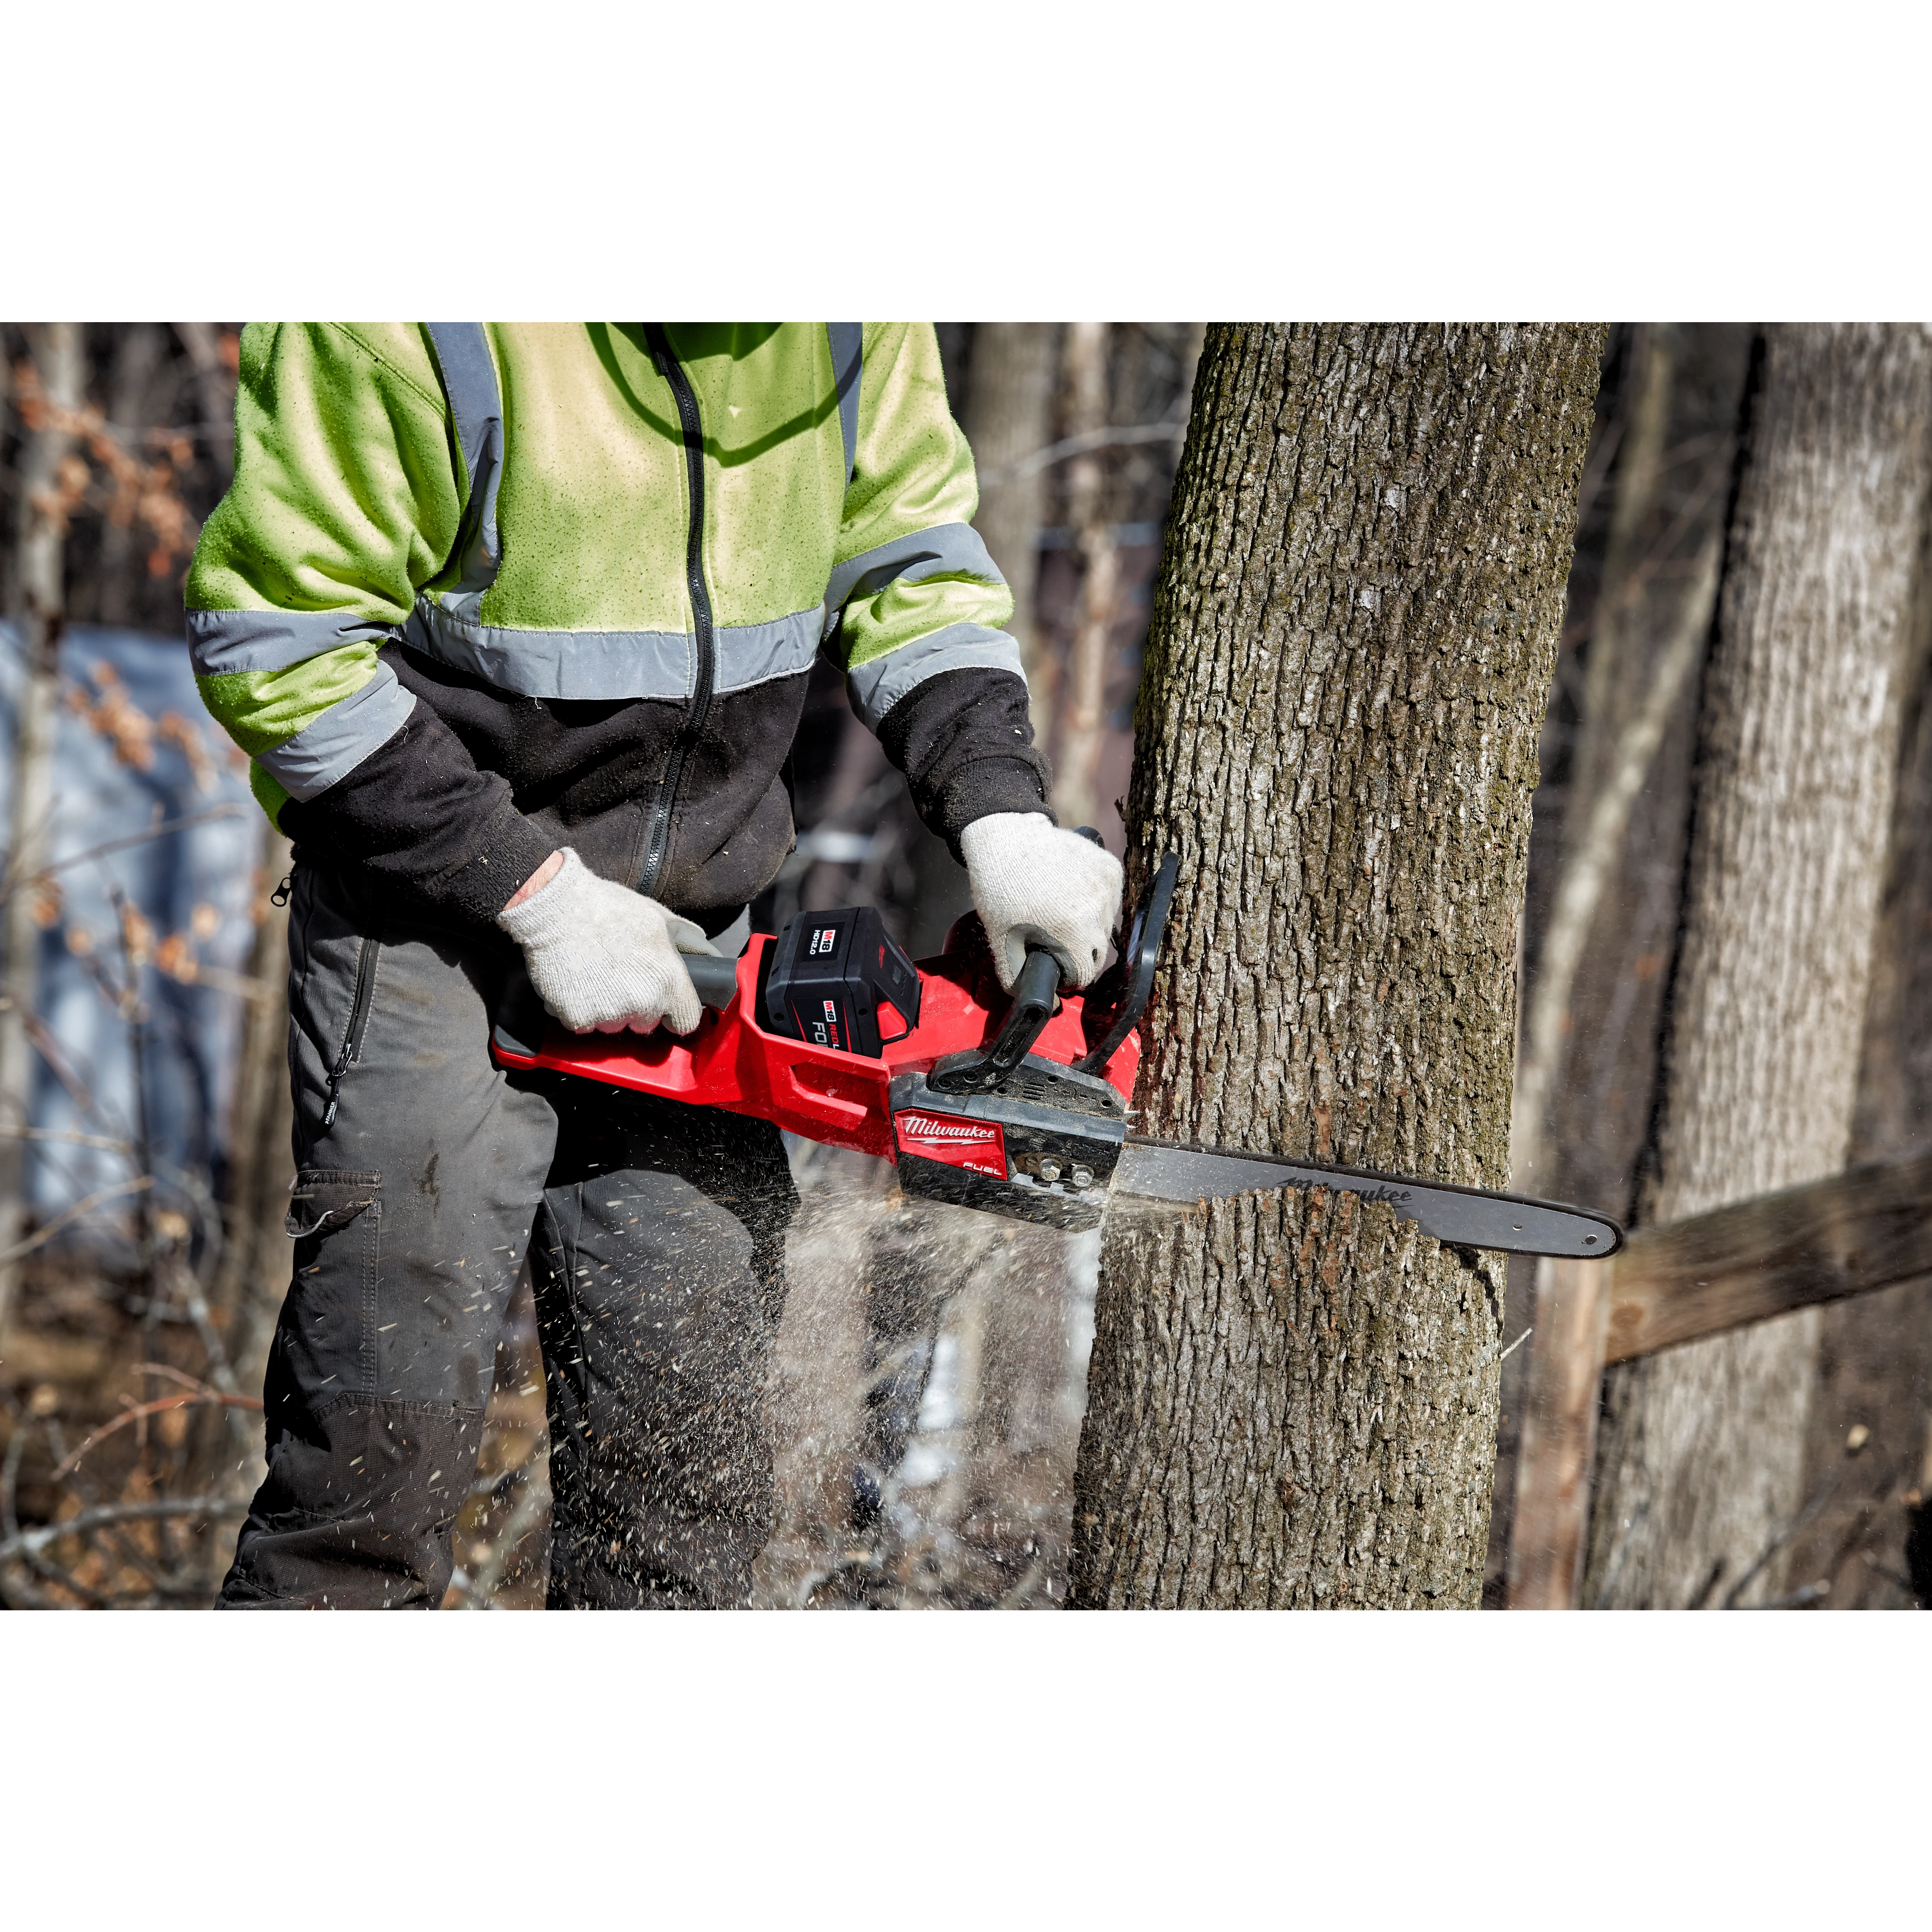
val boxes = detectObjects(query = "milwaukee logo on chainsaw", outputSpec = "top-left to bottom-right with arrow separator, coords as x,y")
894,1110 -> 1007,1179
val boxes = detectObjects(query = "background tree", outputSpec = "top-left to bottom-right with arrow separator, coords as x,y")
1496,324 -> 1751,1605
1585,325 -> 1932,1609
1052,321 -> 1114,832
1795,532 -> 1932,1607
1072,322 -> 1604,1609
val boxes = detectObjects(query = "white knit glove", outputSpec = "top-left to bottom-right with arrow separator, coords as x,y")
495,848 -> 715,1036
960,812 -> 1124,992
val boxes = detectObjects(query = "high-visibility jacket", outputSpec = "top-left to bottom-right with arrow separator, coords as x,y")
185,323 -> 1047,928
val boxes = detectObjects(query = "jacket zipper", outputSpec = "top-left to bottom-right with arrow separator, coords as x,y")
321,935 -> 381,1130
637,324 -> 717,901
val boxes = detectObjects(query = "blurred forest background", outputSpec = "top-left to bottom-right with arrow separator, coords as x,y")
0,321 -> 1925,1609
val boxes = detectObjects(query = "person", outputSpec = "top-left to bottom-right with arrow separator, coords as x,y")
185,324 -> 1122,1608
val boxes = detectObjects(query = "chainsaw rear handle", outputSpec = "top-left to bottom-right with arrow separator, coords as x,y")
493,946 -> 738,1062
682,949 -> 741,1010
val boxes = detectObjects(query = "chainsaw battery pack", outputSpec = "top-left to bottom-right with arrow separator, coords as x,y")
760,906 -> 922,1059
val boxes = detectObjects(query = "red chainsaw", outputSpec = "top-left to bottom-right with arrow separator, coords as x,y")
490,852 -> 1621,1258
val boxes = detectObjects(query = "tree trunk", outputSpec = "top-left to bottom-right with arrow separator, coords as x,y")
1071,322 -> 1604,1609
1586,324 -> 1932,1610
1538,327 -> 1753,1222
0,322 -> 82,1340
1055,321 -> 1114,832
97,324 -> 167,626
1502,328 -> 1758,1605
1786,454 -> 1932,1609
964,324 -> 1060,735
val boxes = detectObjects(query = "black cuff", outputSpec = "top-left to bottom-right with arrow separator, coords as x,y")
874,666 -> 1053,858
427,796 -> 562,923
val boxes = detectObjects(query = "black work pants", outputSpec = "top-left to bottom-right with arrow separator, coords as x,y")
216,866 -> 795,1610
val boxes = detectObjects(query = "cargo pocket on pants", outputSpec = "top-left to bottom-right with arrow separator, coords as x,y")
285,1169 -> 383,1396
285,1170 -> 381,1240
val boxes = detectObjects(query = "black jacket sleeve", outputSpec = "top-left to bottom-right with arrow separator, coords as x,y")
279,701 -> 558,925
874,667 -> 1055,859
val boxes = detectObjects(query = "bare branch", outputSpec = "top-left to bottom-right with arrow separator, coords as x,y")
130,1360 -> 225,1394
0,1175 -> 153,1270
0,802 -> 248,902
51,1388 -> 262,1480
0,1496 -> 248,1567
0,1126 -> 133,1154
976,418 -> 1187,489
178,965 -> 278,1005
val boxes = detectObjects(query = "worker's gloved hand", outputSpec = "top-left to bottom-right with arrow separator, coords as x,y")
960,812 -> 1124,992
495,848 -> 716,1036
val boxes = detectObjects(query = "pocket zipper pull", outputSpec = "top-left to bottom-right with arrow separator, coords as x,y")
321,1045 -> 351,1131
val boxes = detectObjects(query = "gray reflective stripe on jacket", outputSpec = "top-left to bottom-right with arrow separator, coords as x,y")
403,600 -> 822,702
255,663 -> 419,801
196,595 -> 827,703
826,323 -> 862,481
187,605 -> 401,676
824,522 -> 1005,617
186,604 -> 418,799
424,324 -> 505,595
822,522 -> 1019,724
845,624 -> 1025,734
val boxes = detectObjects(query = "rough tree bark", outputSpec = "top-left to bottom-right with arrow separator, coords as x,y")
1071,323 -> 1604,1609
0,322 -> 82,1340
1586,324 -> 1932,1610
